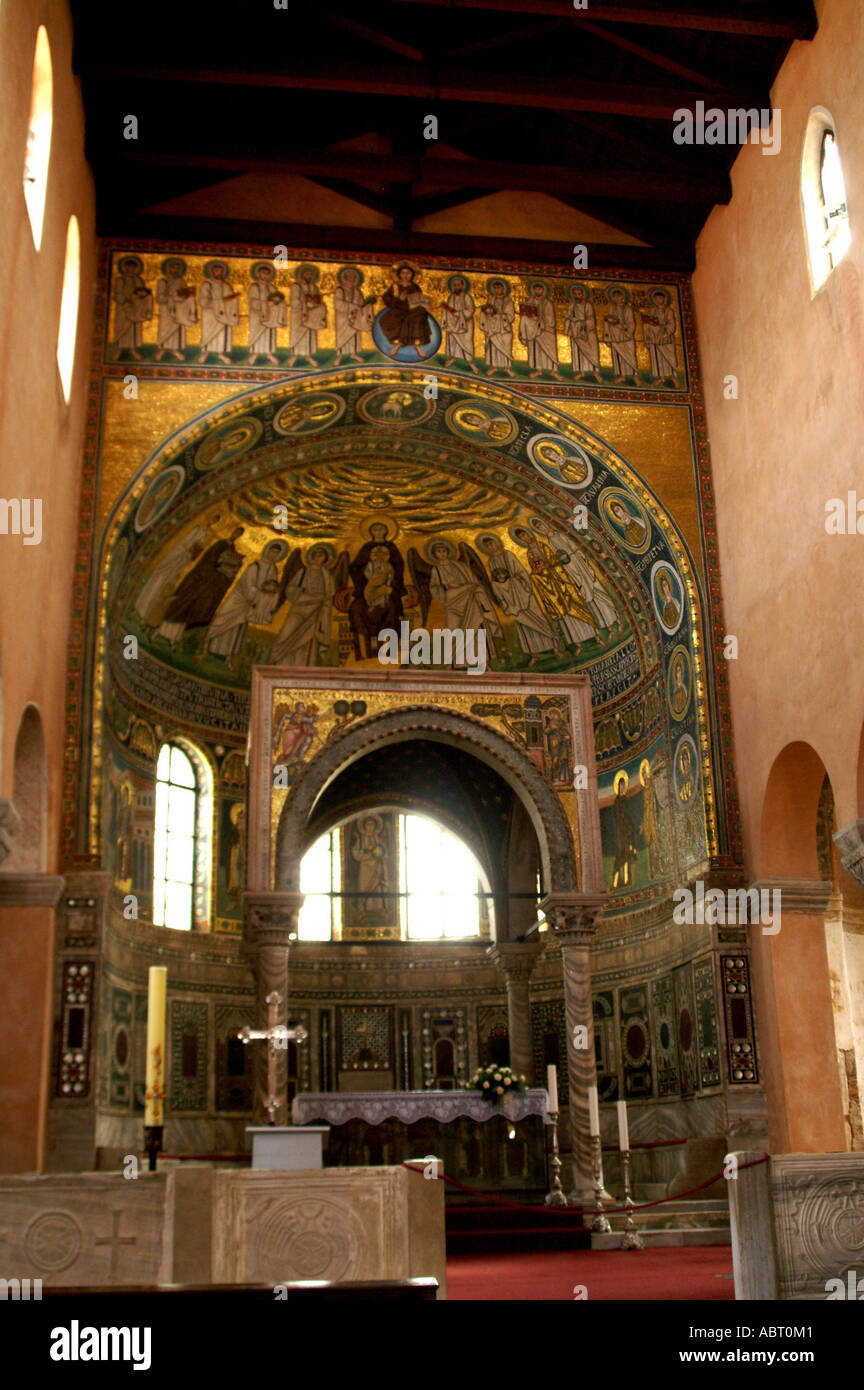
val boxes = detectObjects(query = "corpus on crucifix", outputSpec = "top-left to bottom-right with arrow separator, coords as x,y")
235,991 -> 308,1125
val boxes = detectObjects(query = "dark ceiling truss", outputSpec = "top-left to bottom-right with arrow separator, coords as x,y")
71,0 -> 817,270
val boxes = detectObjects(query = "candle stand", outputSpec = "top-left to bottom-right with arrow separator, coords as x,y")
620,1147 -> 645,1250
590,1133 -> 612,1232
544,1110 -> 569,1207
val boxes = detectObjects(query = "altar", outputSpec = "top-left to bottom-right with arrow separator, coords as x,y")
292,1089 -> 552,1191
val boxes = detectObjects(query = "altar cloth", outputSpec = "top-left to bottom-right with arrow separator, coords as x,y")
292,1088 -> 551,1126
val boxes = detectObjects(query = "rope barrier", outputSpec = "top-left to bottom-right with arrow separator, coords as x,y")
402,1152 -> 770,1217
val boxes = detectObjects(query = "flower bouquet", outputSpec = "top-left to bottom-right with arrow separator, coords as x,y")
469,1064 -> 526,1105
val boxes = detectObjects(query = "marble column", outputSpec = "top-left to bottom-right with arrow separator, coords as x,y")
243,890 -> 304,1125
487,940 -> 544,1084
540,892 -> 606,1207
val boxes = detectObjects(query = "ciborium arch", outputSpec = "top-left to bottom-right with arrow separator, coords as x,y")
244,665 -> 606,1198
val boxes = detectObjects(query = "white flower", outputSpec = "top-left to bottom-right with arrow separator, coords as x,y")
494,1073 -> 502,1081
483,1080 -> 490,1089
520,1075 -> 526,1083
504,1077 -> 511,1085
496,1086 -> 504,1095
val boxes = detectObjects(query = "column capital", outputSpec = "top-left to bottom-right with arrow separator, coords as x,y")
243,890 -> 305,951
540,892 -> 607,944
751,877 -> 833,916
834,820 -> 864,888
487,939 -> 544,982
0,872 -> 64,907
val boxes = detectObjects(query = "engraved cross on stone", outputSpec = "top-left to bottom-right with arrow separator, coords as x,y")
94,1210 -> 136,1277
236,990 -> 308,1125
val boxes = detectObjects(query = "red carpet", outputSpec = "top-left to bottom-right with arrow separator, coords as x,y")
446,1245 -> 734,1300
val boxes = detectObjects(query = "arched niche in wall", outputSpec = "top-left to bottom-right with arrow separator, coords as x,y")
5,705 -> 48,872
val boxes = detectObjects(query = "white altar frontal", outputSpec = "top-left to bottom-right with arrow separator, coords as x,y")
292,1089 -> 552,1191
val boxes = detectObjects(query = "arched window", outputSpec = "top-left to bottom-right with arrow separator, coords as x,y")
802,110 -> 852,292
153,743 -> 198,930
297,811 -> 489,941
56,215 -> 80,401
23,26 -> 53,252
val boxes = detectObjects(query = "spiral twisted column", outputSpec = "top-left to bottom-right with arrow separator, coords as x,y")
487,940 -> 545,1084
541,893 -> 607,1206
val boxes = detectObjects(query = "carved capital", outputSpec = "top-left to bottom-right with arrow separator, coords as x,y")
244,890 -> 305,952
834,820 -> 864,888
487,939 -> 544,983
0,799 -> 21,866
540,892 -> 607,945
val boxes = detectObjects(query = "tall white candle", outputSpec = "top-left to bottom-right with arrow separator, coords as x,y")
587,1084 -> 600,1136
616,1100 -> 630,1151
145,966 -> 167,1127
546,1063 -> 559,1113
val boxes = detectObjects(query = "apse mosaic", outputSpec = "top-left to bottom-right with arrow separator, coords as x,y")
106,251 -> 688,392
66,241 -> 740,928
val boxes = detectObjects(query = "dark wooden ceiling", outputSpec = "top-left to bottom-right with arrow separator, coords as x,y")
71,0 -> 817,270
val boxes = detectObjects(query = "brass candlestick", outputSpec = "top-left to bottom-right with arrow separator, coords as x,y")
590,1134 -> 612,1232
545,1110 -> 568,1206
620,1148 -> 644,1250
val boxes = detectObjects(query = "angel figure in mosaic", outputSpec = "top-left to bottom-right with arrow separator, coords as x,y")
409,538 -> 503,661
205,539 -> 288,670
269,543 -> 349,667
272,701 -> 321,767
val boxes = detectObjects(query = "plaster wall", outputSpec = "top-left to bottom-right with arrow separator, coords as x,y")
692,0 -> 864,857
0,0 -> 95,1170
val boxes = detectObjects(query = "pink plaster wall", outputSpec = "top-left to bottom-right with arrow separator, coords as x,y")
0,0 -> 95,1171
692,0 -> 864,864
0,0 -> 95,849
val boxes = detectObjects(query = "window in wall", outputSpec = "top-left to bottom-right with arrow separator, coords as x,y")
297,812 -> 487,941
153,744 -> 197,930
56,215 -> 80,401
297,828 -> 342,940
23,26 -> 53,252
802,110 -> 852,292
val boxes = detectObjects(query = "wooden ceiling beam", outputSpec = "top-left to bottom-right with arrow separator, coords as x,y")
318,10 -> 424,62
80,62 -> 763,119
95,214 -> 695,270
576,19 -> 727,89
383,0 -> 817,41
99,147 -> 732,203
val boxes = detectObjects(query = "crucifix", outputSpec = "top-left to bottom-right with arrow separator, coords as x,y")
235,991 -> 308,1125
